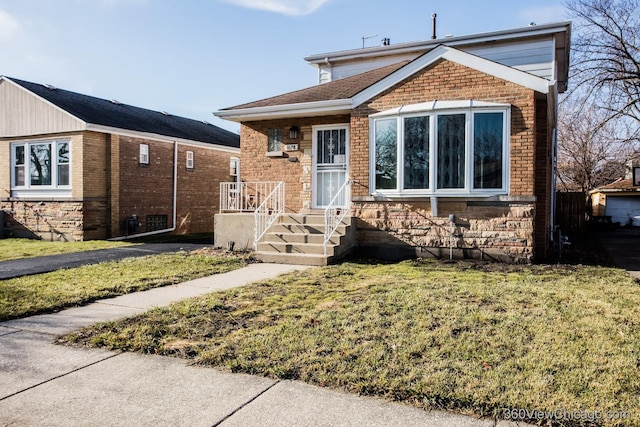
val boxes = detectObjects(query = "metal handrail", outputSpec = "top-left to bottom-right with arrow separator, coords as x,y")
254,181 -> 285,250
219,181 -> 282,212
323,178 -> 351,256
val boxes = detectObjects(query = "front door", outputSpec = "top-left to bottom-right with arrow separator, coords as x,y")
313,125 -> 349,208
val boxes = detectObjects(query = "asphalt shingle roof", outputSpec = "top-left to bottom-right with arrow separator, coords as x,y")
597,179 -> 639,191
7,77 -> 239,148
222,60 -> 410,111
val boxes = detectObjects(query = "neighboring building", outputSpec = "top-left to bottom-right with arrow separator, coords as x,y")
0,76 -> 240,241
214,22 -> 571,264
590,165 -> 640,227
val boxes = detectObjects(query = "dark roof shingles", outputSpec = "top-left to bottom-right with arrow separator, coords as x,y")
223,60 -> 410,110
9,77 -> 239,148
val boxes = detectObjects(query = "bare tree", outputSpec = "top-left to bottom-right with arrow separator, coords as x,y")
565,0 -> 640,124
557,95 -> 636,192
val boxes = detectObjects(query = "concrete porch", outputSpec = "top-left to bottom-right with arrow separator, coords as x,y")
214,213 -> 356,266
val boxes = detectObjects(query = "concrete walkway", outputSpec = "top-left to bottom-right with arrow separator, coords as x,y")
0,262 -> 519,427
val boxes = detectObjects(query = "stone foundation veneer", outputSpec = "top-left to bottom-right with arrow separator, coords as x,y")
352,201 -> 534,263
1,200 -> 88,241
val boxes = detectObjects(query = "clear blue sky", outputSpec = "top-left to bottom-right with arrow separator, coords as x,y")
0,0 -> 568,133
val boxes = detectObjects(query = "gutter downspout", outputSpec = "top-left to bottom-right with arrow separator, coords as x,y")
549,84 -> 558,246
110,141 -> 178,241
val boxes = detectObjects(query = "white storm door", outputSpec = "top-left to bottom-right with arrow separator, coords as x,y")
313,126 -> 349,208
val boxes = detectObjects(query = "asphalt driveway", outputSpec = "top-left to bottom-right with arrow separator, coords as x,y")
595,228 -> 640,280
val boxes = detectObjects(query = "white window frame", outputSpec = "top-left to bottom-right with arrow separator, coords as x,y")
370,102 -> 510,197
10,139 -> 72,198
229,157 -> 239,179
139,144 -> 149,164
186,150 -> 194,169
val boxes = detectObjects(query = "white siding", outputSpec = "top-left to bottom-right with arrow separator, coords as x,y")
0,80 -> 84,137
320,37 -> 555,84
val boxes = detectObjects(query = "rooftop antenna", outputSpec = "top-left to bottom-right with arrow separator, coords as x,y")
362,34 -> 377,48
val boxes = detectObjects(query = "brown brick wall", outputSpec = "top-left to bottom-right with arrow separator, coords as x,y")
534,93 -> 551,256
237,59 -> 549,262
240,115 -> 349,213
175,144 -> 236,234
116,136 -> 174,235
115,136 -> 237,237
0,131 -> 237,240
351,59 -> 538,197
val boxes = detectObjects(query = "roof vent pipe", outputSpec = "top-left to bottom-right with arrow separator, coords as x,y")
431,13 -> 437,39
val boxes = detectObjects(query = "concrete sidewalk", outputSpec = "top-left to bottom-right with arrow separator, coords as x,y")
0,263 -> 519,427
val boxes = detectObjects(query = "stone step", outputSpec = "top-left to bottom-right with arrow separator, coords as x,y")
262,232 -> 341,245
279,214 -> 350,226
269,223 -> 348,235
257,241 -> 336,256
254,251 -> 335,266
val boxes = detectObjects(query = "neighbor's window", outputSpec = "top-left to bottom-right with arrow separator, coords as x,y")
371,104 -> 508,196
139,144 -> 149,164
11,140 -> 71,194
57,141 -> 70,186
267,128 -> 282,153
186,150 -> 194,169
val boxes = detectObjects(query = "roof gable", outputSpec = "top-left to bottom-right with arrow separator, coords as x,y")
1,76 -> 239,148
215,45 -> 550,122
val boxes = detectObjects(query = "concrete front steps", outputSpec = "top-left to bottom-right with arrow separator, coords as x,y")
255,214 -> 355,266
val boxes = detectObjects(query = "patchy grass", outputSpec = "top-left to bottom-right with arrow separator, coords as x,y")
0,238 -> 135,262
60,259 -> 640,426
0,250 -> 250,321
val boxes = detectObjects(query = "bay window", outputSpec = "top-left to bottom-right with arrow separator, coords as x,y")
11,140 -> 71,196
371,101 -> 509,196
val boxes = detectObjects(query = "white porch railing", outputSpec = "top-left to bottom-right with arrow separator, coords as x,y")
220,181 -> 282,213
254,181 -> 285,250
323,178 -> 351,256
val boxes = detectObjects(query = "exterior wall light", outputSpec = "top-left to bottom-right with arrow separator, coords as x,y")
289,125 -> 299,139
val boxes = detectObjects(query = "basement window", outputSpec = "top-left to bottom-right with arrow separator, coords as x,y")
146,215 -> 168,231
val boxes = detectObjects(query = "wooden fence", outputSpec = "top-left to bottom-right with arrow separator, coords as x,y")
555,192 -> 587,232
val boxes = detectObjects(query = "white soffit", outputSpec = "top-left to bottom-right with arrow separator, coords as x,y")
370,100 -> 512,117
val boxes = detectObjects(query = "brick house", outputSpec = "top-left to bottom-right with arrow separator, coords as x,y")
0,76 -> 240,241
214,22 -> 571,264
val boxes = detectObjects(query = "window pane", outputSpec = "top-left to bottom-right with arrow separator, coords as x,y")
30,143 -> 51,186
268,129 -> 281,152
15,166 -> 25,186
317,129 -> 346,165
474,112 -> 503,189
15,145 -> 25,165
437,114 -> 466,189
58,164 -> 70,186
404,116 -> 430,189
14,145 -> 25,186
57,142 -> 69,164
375,119 -> 397,190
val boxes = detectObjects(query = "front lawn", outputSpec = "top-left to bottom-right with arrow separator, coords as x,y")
0,250 -> 250,321
60,259 -> 640,426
